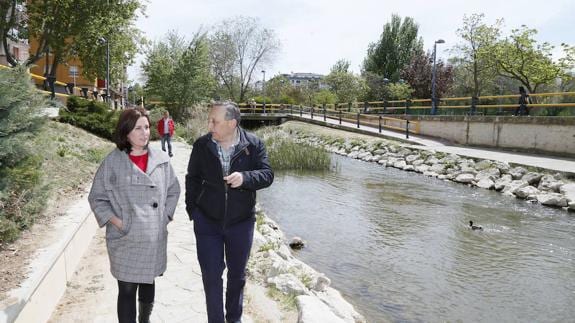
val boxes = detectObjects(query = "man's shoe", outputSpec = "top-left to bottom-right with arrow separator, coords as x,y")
169,152 -> 173,157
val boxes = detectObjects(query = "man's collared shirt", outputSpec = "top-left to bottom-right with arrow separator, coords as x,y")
211,128 -> 240,176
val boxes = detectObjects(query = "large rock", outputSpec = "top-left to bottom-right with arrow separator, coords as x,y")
475,160 -> 493,171
393,160 -> 407,169
538,175 -> 563,192
494,174 -> 513,191
267,274 -> 309,296
493,161 -> 511,174
428,163 -> 447,174
502,180 -> 529,196
440,154 -> 461,164
412,159 -> 425,167
559,183 -> 575,202
357,152 -> 372,160
536,193 -> 568,207
296,295 -> 346,323
372,148 -> 387,155
405,154 -> 419,164
476,178 -> 495,190
509,166 -> 528,180
455,173 -> 475,184
459,162 -> 477,174
514,186 -> 540,199
347,151 -> 360,159
315,288 -> 367,323
402,165 -> 415,172
397,148 -> 413,157
425,156 -> 440,165
415,164 -> 430,173
475,168 -> 501,182
268,257 -> 293,278
312,274 -> 331,292
521,172 -> 543,186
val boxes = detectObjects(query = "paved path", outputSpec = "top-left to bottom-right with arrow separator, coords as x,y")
294,113 -> 575,175
48,141 -> 257,323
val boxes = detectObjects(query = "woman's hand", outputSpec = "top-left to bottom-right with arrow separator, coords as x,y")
109,216 -> 123,231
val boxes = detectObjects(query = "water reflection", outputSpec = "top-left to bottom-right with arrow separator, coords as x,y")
259,154 -> 575,322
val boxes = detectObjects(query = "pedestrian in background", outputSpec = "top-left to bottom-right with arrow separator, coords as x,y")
89,107 -> 180,323
157,110 -> 175,157
185,101 -> 274,323
515,86 -> 532,116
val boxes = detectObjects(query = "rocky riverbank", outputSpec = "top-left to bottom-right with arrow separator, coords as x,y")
248,207 -> 366,323
290,129 -> 575,212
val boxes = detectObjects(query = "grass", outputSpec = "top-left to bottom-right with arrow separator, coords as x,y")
256,211 -> 266,230
266,285 -> 298,311
1,120 -> 114,245
258,242 -> 279,253
256,127 -> 330,171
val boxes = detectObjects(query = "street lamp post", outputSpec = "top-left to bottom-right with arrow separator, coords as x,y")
99,37 -> 111,106
261,70 -> 266,113
431,39 -> 445,115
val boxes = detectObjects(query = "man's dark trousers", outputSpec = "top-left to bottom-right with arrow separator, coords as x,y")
193,210 -> 255,323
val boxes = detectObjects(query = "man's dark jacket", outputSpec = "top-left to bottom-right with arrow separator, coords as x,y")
185,127 -> 274,225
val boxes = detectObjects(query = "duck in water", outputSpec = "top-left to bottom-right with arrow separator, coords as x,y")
469,220 -> 483,231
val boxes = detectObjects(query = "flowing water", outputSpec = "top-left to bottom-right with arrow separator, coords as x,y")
258,154 -> 575,322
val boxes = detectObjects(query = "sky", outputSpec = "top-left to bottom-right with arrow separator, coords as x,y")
128,0 -> 575,83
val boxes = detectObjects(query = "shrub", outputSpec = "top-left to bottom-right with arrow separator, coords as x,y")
59,96 -> 119,140
0,67 -> 46,244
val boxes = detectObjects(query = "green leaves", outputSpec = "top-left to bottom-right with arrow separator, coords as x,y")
325,59 -> 367,103
24,0 -> 145,83
363,14 -> 423,82
141,31 -> 214,120
492,26 -> 574,93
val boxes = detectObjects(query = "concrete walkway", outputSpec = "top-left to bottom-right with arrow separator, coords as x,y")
48,141 -> 255,323
291,113 -> 575,175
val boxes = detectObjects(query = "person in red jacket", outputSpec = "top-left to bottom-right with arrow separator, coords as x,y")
157,111 -> 175,157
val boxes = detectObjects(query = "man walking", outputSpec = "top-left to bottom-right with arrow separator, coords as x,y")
157,111 -> 175,157
185,101 -> 273,323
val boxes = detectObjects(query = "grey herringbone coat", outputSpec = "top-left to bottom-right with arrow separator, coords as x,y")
88,147 -> 180,284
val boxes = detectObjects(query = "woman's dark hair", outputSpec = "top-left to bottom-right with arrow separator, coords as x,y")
114,107 -> 150,152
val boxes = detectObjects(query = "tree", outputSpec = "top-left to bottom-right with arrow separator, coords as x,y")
23,0 -> 145,84
493,25 -> 575,93
451,14 -> 501,97
363,14 -> 423,82
0,1 -> 27,66
263,75 -> 291,103
386,82 -> 414,100
209,16 -> 280,102
401,50 -> 453,99
314,89 -> 337,105
325,59 -> 367,103
142,30 -> 214,120
362,71 -> 389,101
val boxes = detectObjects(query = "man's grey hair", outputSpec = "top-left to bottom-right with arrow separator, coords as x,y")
212,101 -> 241,123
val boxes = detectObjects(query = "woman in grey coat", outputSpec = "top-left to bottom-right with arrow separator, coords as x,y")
88,107 -> 180,323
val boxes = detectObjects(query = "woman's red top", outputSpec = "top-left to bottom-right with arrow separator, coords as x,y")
129,152 -> 148,172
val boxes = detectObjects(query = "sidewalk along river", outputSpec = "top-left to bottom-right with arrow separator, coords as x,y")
258,154 -> 575,322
